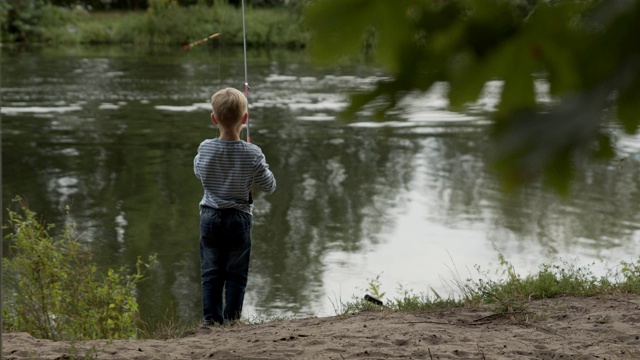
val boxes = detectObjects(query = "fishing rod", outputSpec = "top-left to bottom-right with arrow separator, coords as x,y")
241,0 -> 250,144
230,0 -> 254,268
183,33 -> 220,50
241,0 -> 253,205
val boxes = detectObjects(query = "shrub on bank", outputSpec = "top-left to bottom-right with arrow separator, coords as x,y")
2,197 -> 157,341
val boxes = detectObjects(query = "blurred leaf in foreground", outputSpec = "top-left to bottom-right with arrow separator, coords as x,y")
305,0 -> 640,194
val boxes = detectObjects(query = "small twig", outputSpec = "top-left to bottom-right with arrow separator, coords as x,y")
471,313 -> 503,323
477,343 -> 487,359
471,310 -> 533,324
394,320 -> 451,325
522,323 -> 566,338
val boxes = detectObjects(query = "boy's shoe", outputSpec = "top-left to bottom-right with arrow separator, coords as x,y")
202,319 -> 218,327
226,319 -> 251,327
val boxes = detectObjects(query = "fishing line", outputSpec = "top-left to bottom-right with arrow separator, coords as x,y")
182,31 -> 223,94
182,1 -> 227,84
215,0 -> 226,88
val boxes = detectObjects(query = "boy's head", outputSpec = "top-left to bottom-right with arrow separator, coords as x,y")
211,87 -> 248,130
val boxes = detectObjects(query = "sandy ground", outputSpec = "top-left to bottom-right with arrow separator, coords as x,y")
4,294 -> 640,359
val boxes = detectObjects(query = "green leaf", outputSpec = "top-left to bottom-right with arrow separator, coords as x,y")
447,50 -> 497,110
493,40 -> 537,118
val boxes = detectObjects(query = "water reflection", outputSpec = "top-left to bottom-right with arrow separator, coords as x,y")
3,46 -> 640,324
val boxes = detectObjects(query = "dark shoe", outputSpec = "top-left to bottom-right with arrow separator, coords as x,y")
202,319 -> 220,327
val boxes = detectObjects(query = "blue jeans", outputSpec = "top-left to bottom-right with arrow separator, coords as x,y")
199,206 -> 252,325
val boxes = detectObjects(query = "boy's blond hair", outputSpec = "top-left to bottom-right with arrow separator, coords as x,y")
211,88 -> 247,129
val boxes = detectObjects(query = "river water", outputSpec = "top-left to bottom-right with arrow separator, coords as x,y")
2,45 -> 640,325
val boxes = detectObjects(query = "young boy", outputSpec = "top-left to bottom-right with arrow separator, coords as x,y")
194,87 -> 276,325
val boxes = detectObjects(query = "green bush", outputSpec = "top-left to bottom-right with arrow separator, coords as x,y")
2,196 -> 157,341
619,259 -> 640,293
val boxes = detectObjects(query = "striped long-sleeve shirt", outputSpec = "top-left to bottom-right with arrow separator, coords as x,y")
194,138 -> 276,214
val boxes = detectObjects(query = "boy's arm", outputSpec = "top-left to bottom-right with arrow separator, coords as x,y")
254,153 -> 276,194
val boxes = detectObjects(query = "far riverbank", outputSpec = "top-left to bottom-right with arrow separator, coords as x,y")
1,3 -> 308,48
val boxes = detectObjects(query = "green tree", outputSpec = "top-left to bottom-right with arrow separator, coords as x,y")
0,0 -> 46,42
305,0 -> 640,193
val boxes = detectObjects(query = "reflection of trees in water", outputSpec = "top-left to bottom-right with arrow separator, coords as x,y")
2,49 -> 231,321
3,108 -> 207,321
425,133 -> 640,256
248,117 -> 420,315
492,157 -> 640,255
4,48 -> 409,322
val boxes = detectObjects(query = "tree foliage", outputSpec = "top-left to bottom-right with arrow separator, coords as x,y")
2,197 -> 157,340
0,0 -> 47,42
305,0 -> 640,193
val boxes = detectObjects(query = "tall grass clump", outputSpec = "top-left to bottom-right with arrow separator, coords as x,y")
2,196 -> 157,341
465,255 -> 615,316
136,306 -> 200,340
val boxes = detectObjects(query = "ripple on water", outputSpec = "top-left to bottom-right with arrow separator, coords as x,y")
265,74 -> 298,82
296,114 -> 335,121
155,103 -> 209,112
56,148 -> 80,157
98,103 -> 122,110
287,101 -> 348,111
1,105 -> 83,115
47,176 -> 79,197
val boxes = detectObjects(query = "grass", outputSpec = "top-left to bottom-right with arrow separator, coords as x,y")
133,255 -> 640,339
136,306 -> 201,340
31,3 -> 308,47
333,255 -> 640,322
